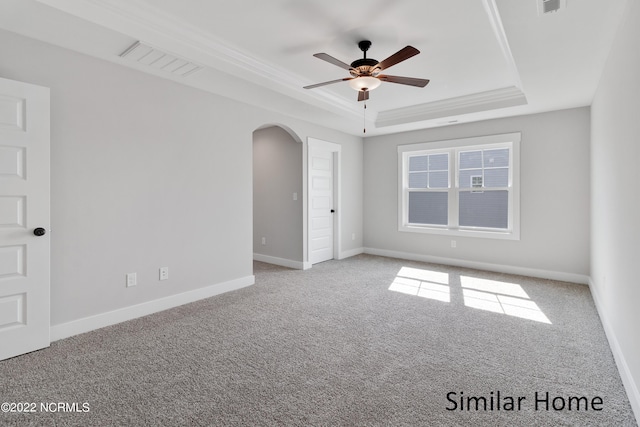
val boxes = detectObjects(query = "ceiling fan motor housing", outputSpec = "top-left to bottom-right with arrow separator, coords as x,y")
350,58 -> 380,77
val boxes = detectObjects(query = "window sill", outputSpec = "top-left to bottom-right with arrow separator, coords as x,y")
399,224 -> 520,241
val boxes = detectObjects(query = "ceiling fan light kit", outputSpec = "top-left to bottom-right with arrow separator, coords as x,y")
304,40 -> 430,102
348,76 -> 381,92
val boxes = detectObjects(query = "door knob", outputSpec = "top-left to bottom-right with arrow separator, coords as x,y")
330,209 -> 335,213
33,227 -> 46,236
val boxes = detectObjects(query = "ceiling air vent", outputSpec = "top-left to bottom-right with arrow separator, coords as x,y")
538,0 -> 565,15
120,41 -> 203,77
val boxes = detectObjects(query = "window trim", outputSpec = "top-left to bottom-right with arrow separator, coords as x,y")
398,132 -> 520,240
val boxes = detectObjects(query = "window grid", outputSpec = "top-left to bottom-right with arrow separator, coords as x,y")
407,152 -> 449,190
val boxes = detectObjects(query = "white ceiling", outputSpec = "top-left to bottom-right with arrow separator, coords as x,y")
0,0 -> 629,136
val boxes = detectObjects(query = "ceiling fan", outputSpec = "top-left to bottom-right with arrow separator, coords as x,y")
303,40 -> 430,102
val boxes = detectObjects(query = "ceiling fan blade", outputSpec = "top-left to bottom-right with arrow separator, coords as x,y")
378,74 -> 430,87
376,46 -> 420,71
313,53 -> 354,71
357,90 -> 369,102
304,77 -> 353,89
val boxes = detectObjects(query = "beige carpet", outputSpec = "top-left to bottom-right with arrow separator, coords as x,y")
0,254 -> 636,426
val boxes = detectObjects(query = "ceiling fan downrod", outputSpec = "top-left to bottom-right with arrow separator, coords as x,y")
351,40 -> 378,70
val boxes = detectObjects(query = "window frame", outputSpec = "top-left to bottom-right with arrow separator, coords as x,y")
398,132 -> 521,240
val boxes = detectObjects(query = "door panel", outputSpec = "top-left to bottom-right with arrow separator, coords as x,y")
309,146 -> 333,264
0,77 -> 50,361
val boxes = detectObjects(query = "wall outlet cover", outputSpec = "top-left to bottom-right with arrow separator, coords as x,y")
126,273 -> 137,287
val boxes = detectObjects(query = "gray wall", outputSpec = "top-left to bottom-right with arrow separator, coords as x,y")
0,29 -> 363,327
253,126 -> 303,263
364,108 -> 590,279
591,0 -> 640,418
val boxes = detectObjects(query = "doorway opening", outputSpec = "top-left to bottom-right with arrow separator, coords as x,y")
252,129 -> 341,270
252,125 -> 305,269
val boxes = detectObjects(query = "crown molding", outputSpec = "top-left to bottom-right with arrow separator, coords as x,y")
482,0 -> 523,90
375,86 -> 527,128
36,0 -> 361,119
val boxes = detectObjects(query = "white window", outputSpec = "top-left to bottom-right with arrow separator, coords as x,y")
398,132 -> 520,240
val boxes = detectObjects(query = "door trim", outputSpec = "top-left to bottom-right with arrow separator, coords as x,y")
306,137 -> 341,267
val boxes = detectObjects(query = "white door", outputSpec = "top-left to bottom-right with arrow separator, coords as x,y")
309,145 -> 334,264
0,77 -> 50,361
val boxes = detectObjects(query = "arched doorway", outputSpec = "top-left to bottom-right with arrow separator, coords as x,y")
252,125 -> 306,269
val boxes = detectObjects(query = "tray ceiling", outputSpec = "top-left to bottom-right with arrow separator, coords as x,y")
0,0 -> 629,135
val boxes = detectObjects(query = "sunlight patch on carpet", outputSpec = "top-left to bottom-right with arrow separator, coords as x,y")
388,267 -> 451,302
461,276 -> 551,324
388,268 -> 552,324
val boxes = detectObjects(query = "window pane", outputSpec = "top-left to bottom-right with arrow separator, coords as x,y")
459,190 -> 509,229
409,172 -> 428,188
429,153 -> 448,171
459,169 -> 482,188
408,192 -> 448,225
460,150 -> 482,169
484,149 -> 509,168
409,156 -> 428,172
429,171 -> 448,188
484,168 -> 508,187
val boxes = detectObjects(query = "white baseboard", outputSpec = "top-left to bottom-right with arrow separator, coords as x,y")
51,275 -> 255,342
363,247 -> 590,284
253,253 -> 307,270
339,247 -> 364,260
589,278 -> 640,424
254,249 -> 363,269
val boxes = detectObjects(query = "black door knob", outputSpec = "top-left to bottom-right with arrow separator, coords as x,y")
330,209 -> 335,213
33,227 -> 46,236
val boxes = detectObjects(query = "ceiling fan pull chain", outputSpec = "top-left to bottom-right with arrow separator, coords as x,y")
363,102 -> 367,134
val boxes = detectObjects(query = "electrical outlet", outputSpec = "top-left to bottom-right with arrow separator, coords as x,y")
261,237 -> 266,245
126,273 -> 137,287
293,192 -> 298,201
451,240 -> 457,248
352,233 -> 356,241
159,267 -> 169,281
